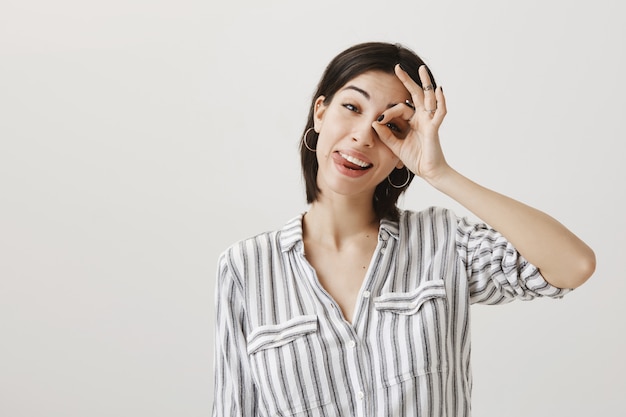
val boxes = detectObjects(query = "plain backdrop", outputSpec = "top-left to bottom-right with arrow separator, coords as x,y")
1,0 -> 625,416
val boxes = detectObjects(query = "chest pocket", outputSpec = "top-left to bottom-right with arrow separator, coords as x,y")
247,315 -> 331,416
373,279 -> 449,387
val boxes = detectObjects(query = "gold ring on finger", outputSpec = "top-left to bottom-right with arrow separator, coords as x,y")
424,108 -> 436,113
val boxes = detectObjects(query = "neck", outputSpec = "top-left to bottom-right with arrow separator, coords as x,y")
303,195 -> 379,250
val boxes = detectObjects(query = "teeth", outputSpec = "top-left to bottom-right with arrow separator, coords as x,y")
340,152 -> 371,168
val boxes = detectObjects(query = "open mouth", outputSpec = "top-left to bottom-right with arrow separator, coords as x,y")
338,152 -> 373,170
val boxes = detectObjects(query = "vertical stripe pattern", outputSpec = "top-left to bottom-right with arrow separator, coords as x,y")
212,207 -> 570,417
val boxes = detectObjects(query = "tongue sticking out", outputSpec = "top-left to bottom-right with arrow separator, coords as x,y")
343,160 -> 368,170
338,152 -> 372,170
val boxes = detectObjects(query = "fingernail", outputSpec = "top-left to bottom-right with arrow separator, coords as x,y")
377,114 -> 384,122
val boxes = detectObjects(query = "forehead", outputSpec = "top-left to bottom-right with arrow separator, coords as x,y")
338,70 -> 409,101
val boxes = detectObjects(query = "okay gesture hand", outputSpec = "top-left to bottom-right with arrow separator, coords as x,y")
372,64 -> 448,183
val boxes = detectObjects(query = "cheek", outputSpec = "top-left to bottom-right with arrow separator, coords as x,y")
319,109 -> 351,136
314,133 -> 334,164
380,148 -> 402,169
315,122 -> 342,152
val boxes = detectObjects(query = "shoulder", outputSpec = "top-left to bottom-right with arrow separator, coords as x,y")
217,214 -> 303,277
215,229 -> 280,293
399,206 -> 459,226
390,207 -> 462,246
219,230 -> 280,266
400,208 -> 497,246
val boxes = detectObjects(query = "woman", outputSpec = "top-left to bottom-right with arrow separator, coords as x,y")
213,42 -> 595,417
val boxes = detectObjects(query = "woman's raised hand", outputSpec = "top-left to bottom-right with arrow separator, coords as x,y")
372,64 -> 448,183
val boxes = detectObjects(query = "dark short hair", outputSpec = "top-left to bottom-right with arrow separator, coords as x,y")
299,42 -> 436,221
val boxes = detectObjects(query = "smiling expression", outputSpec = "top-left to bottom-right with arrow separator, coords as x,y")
313,70 -> 411,199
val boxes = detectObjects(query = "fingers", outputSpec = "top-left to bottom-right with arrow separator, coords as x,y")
419,65 -> 437,114
432,85 -> 447,125
394,64 -> 425,105
371,101 -> 417,157
395,63 -> 446,125
378,101 -> 414,125
373,101 -> 414,142
377,64 -> 447,153
372,116 -> 405,156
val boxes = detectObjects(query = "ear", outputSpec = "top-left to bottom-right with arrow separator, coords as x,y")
313,96 -> 326,132
395,160 -> 405,169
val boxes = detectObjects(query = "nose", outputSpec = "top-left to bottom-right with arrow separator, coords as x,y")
352,119 -> 376,147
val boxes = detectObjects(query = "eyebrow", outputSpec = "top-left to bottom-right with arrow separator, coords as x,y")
342,85 -> 370,100
340,85 -> 400,109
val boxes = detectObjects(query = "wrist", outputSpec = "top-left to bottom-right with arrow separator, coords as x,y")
423,164 -> 457,190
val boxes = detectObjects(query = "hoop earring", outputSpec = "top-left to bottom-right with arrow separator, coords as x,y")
387,166 -> 411,189
303,128 -> 317,152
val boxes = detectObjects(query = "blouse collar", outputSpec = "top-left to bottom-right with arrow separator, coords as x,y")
279,212 -> 400,253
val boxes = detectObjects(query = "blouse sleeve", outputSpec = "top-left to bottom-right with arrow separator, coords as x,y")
455,215 -> 572,305
212,251 -> 258,416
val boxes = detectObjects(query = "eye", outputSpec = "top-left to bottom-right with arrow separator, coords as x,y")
385,119 -> 410,139
386,122 -> 401,133
342,103 -> 359,113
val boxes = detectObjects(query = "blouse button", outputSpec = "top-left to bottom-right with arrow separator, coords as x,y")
348,340 -> 356,348
357,391 -> 365,400
363,291 -> 371,298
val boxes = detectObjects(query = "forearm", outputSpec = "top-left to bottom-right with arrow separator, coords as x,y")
430,167 -> 596,289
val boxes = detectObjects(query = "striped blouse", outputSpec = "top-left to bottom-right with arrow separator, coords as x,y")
212,207 -> 570,417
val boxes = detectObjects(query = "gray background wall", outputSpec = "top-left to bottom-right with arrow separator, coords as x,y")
1,0 -> 624,416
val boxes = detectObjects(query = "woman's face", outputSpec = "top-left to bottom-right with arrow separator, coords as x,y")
313,70 -> 410,200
